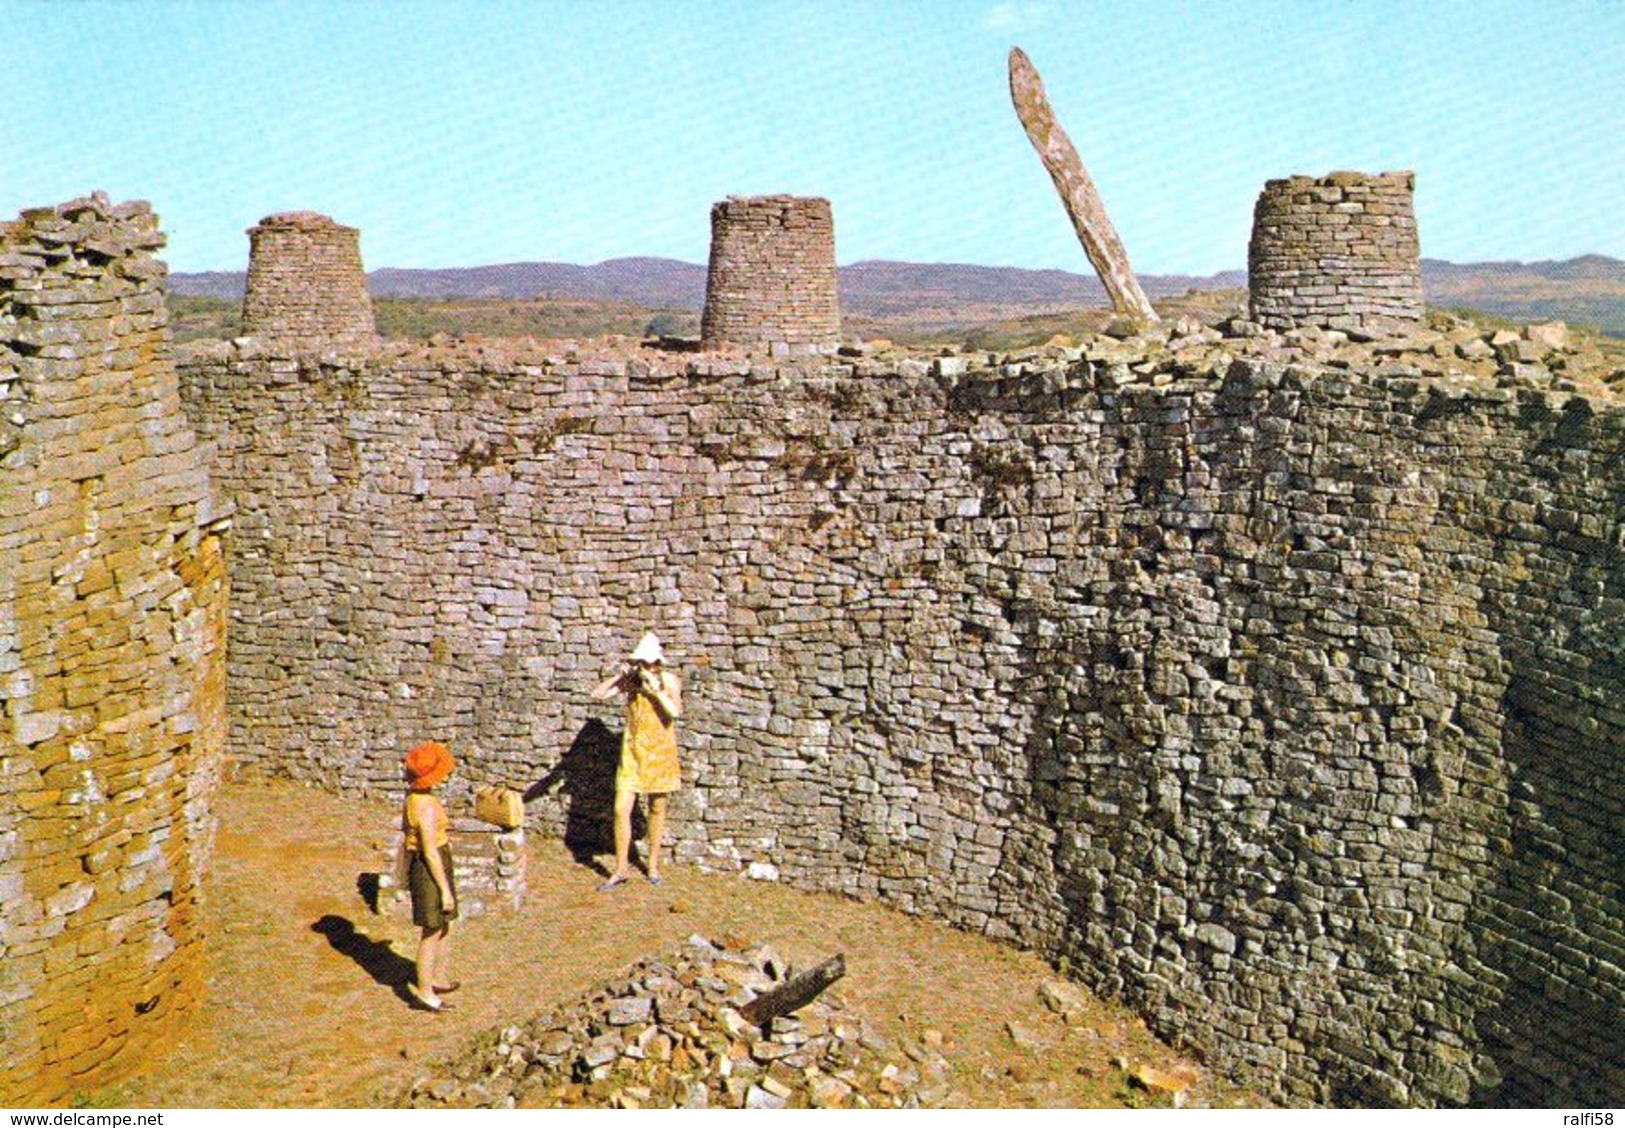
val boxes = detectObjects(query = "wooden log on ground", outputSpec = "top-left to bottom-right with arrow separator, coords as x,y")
739,953 -> 847,1026
1008,46 -> 1160,324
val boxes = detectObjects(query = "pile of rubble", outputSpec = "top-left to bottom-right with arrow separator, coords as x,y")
393,934 -> 960,1109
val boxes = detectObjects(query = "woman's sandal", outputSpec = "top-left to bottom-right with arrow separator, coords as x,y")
596,875 -> 629,893
406,985 -> 453,1012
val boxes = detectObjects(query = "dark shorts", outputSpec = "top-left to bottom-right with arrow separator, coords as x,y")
408,845 -> 458,930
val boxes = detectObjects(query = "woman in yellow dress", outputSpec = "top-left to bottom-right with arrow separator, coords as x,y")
591,631 -> 683,890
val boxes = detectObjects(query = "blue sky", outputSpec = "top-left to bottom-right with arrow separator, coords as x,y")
9,0 -> 1621,275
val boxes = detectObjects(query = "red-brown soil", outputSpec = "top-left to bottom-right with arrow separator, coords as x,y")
104,777 -> 1264,1108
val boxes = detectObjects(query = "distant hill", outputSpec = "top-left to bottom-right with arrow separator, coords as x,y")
168,254 -> 1623,334
837,261 -> 1249,317
1419,255 -> 1624,334
368,257 -> 707,306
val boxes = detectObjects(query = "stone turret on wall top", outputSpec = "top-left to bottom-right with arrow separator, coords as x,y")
701,194 -> 841,356
1248,170 -> 1423,332
242,210 -> 377,354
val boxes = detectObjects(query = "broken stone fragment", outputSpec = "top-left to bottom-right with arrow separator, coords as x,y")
1524,321 -> 1569,351
1004,1019 -> 1055,1052
1039,978 -> 1092,1017
1130,1061 -> 1201,1096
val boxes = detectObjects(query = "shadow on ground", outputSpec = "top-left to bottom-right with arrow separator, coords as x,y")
311,914 -> 416,1005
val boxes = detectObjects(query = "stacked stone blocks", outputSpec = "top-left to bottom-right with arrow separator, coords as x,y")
377,820 -> 527,919
242,211 -> 377,353
700,196 -> 841,354
0,194 -> 230,1105
177,334 -> 1622,1107
1248,171 -> 1423,330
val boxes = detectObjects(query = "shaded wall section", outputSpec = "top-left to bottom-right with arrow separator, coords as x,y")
0,195 -> 230,1104
177,340 -> 1621,1107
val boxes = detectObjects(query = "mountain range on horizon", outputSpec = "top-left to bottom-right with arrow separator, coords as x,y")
168,253 -> 1625,335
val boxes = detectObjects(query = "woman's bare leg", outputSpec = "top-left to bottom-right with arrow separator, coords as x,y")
646,794 -> 668,880
601,789 -> 636,887
415,926 -> 443,1004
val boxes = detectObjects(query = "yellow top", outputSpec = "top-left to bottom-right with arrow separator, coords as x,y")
617,674 -> 681,794
403,792 -> 449,852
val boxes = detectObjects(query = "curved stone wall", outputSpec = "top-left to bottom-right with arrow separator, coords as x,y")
1249,171 -> 1423,331
0,196 -> 230,1104
176,337 -> 1622,1107
700,196 -> 841,353
242,211 -> 376,353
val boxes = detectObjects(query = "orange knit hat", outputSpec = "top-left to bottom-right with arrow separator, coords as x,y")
404,740 -> 454,791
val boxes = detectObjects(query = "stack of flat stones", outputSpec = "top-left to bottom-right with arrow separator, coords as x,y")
376,818 -> 527,918
700,196 -> 842,356
241,211 -> 377,354
0,192 -> 229,1105
394,934 -> 956,1108
1248,170 -> 1423,331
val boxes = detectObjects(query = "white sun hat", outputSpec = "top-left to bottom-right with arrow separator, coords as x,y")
630,631 -> 665,664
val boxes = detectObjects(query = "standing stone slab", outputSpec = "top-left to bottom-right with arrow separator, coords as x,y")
1008,47 -> 1159,323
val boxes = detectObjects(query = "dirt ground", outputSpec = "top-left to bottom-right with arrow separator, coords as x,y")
104,777 -> 1264,1108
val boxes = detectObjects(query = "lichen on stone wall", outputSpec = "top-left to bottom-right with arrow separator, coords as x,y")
0,193 -> 230,1105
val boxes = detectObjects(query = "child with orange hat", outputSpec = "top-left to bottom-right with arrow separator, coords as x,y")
402,740 -> 459,1011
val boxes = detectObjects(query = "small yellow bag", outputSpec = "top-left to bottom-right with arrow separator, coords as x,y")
474,785 -> 524,829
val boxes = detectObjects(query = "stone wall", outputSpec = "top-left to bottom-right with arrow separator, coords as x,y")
700,196 -> 841,354
0,195 -> 231,1104
175,333 -> 1622,1107
242,212 -> 376,353
1249,171 -> 1423,331
377,821 -> 527,920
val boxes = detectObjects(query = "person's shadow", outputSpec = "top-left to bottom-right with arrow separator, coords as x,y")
310,914 -> 417,1005
524,719 -> 644,874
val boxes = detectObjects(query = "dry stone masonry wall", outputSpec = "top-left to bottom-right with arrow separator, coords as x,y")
377,820 -> 526,920
0,195 -> 230,1104
242,211 -> 377,354
700,196 -> 841,354
1249,171 -> 1423,331
177,320 -> 1622,1107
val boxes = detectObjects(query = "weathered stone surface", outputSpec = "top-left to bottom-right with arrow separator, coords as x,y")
701,197 -> 840,354
1008,48 -> 1159,324
1524,320 -> 1569,351
1249,171 -> 1424,330
175,276 -> 1622,1107
1039,978 -> 1091,1018
0,193 -> 229,1106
